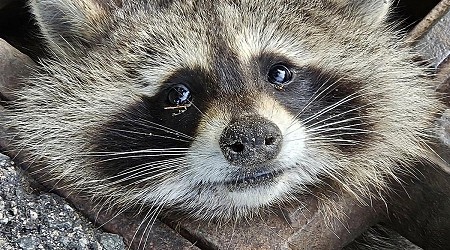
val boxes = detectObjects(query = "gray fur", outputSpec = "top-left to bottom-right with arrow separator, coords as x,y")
2,0 -> 443,225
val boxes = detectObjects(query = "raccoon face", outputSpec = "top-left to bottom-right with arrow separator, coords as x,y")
19,0 -> 440,220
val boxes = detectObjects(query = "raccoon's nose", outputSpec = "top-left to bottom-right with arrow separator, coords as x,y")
219,117 -> 282,167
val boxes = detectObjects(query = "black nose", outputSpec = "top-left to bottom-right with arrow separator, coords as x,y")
219,116 -> 282,167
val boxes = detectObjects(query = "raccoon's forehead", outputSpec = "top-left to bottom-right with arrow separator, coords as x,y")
144,2 -> 311,57
126,1 -> 316,92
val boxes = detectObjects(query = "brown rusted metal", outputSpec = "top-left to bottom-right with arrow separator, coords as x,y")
163,189 -> 385,250
65,194 -> 199,250
287,194 -> 382,250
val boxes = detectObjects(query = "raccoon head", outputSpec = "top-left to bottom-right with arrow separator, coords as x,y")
17,0 -> 440,220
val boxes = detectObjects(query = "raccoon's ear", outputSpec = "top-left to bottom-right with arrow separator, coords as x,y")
29,0 -> 116,53
330,0 -> 390,25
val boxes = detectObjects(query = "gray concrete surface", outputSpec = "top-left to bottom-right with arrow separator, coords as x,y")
0,153 -> 126,250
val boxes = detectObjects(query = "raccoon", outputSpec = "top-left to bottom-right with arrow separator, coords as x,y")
1,0 -> 443,233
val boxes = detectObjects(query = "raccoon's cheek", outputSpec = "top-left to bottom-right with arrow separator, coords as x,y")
255,100 -> 308,166
183,113 -> 233,184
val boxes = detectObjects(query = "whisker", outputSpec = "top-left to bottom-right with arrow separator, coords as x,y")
83,152 -> 188,166
308,130 -> 370,139
108,127 -> 191,143
132,200 -> 165,250
131,118 -> 196,141
303,103 -> 376,131
306,120 -> 371,134
141,203 -> 165,250
81,148 -> 189,157
287,76 -> 342,130
301,92 -> 364,126
88,159 -> 182,185
115,163 -> 181,186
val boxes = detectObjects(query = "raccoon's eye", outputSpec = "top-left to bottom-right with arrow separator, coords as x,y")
167,84 -> 192,105
268,64 -> 293,88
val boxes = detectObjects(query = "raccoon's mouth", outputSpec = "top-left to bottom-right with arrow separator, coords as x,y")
224,168 -> 284,189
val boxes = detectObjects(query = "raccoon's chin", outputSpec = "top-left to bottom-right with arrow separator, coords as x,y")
221,175 -> 293,210
216,168 -> 301,207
